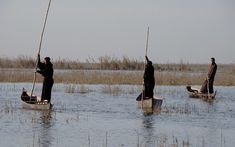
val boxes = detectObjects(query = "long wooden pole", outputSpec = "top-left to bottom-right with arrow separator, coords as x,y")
30,0 -> 52,99
145,27 -> 150,58
141,27 -> 150,108
207,77 -> 210,99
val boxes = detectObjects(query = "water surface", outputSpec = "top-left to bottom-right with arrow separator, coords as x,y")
0,83 -> 234,147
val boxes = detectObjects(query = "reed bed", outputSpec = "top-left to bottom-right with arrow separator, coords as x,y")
102,85 -> 123,96
2,55 -> 233,71
1,68 -> 234,86
0,55 -> 143,70
54,70 -> 142,85
65,84 -> 91,93
0,56 -> 234,85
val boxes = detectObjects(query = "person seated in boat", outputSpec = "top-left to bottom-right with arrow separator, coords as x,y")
36,54 -> 54,103
200,57 -> 217,94
143,56 -> 155,98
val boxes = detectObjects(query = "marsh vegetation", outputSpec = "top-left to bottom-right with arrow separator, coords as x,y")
0,56 -> 235,86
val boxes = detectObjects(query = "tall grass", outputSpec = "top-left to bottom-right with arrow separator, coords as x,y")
0,56 -> 35,68
0,56 -> 235,85
65,84 -> 90,93
0,68 -> 235,85
0,55 -> 210,71
0,55 -> 144,70
55,70 -> 142,85
98,56 -> 143,70
102,85 -> 122,96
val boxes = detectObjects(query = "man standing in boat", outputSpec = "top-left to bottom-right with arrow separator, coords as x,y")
143,56 -> 155,98
200,57 -> 217,94
36,54 -> 54,103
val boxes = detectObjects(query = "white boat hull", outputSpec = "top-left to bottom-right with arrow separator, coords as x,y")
21,90 -> 52,110
186,85 -> 216,100
22,101 -> 52,110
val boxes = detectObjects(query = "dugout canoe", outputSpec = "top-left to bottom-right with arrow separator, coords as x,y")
136,93 -> 163,109
186,85 -> 216,100
21,89 -> 52,110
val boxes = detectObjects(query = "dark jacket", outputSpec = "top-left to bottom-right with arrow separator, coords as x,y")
144,56 -> 155,82
37,59 -> 54,79
37,58 -> 54,102
144,63 -> 155,83
208,62 -> 217,81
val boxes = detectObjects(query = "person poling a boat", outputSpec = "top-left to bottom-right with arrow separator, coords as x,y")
136,55 -> 155,101
200,57 -> 217,94
143,56 -> 155,98
36,54 -> 54,103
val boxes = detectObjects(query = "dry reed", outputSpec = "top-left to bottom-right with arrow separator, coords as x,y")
0,68 -> 235,86
0,56 -> 235,85
65,84 -> 90,93
102,85 -> 123,96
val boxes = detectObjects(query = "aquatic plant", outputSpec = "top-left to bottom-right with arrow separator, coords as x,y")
102,85 -> 123,96
64,84 -> 91,93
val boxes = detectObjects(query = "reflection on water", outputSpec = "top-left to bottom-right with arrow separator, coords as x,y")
39,110 -> 54,147
141,113 -> 155,146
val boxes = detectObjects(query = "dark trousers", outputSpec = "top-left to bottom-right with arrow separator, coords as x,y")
41,78 -> 54,102
144,81 -> 155,98
200,79 -> 214,93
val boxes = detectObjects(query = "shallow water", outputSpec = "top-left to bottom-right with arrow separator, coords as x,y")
0,83 -> 235,147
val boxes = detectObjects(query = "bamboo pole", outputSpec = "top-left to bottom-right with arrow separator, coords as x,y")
141,27 -> 150,109
30,0 -> 52,99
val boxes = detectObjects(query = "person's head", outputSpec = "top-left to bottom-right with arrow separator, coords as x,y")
44,57 -> 51,64
211,57 -> 215,63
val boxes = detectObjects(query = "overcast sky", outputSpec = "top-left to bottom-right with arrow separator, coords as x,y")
0,0 -> 235,63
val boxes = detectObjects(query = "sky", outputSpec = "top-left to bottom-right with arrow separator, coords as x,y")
0,0 -> 235,64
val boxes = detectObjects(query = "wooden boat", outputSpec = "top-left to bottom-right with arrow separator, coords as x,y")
21,89 -> 52,110
186,85 -> 216,100
19,0 -> 53,110
136,28 -> 163,111
136,93 -> 163,109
